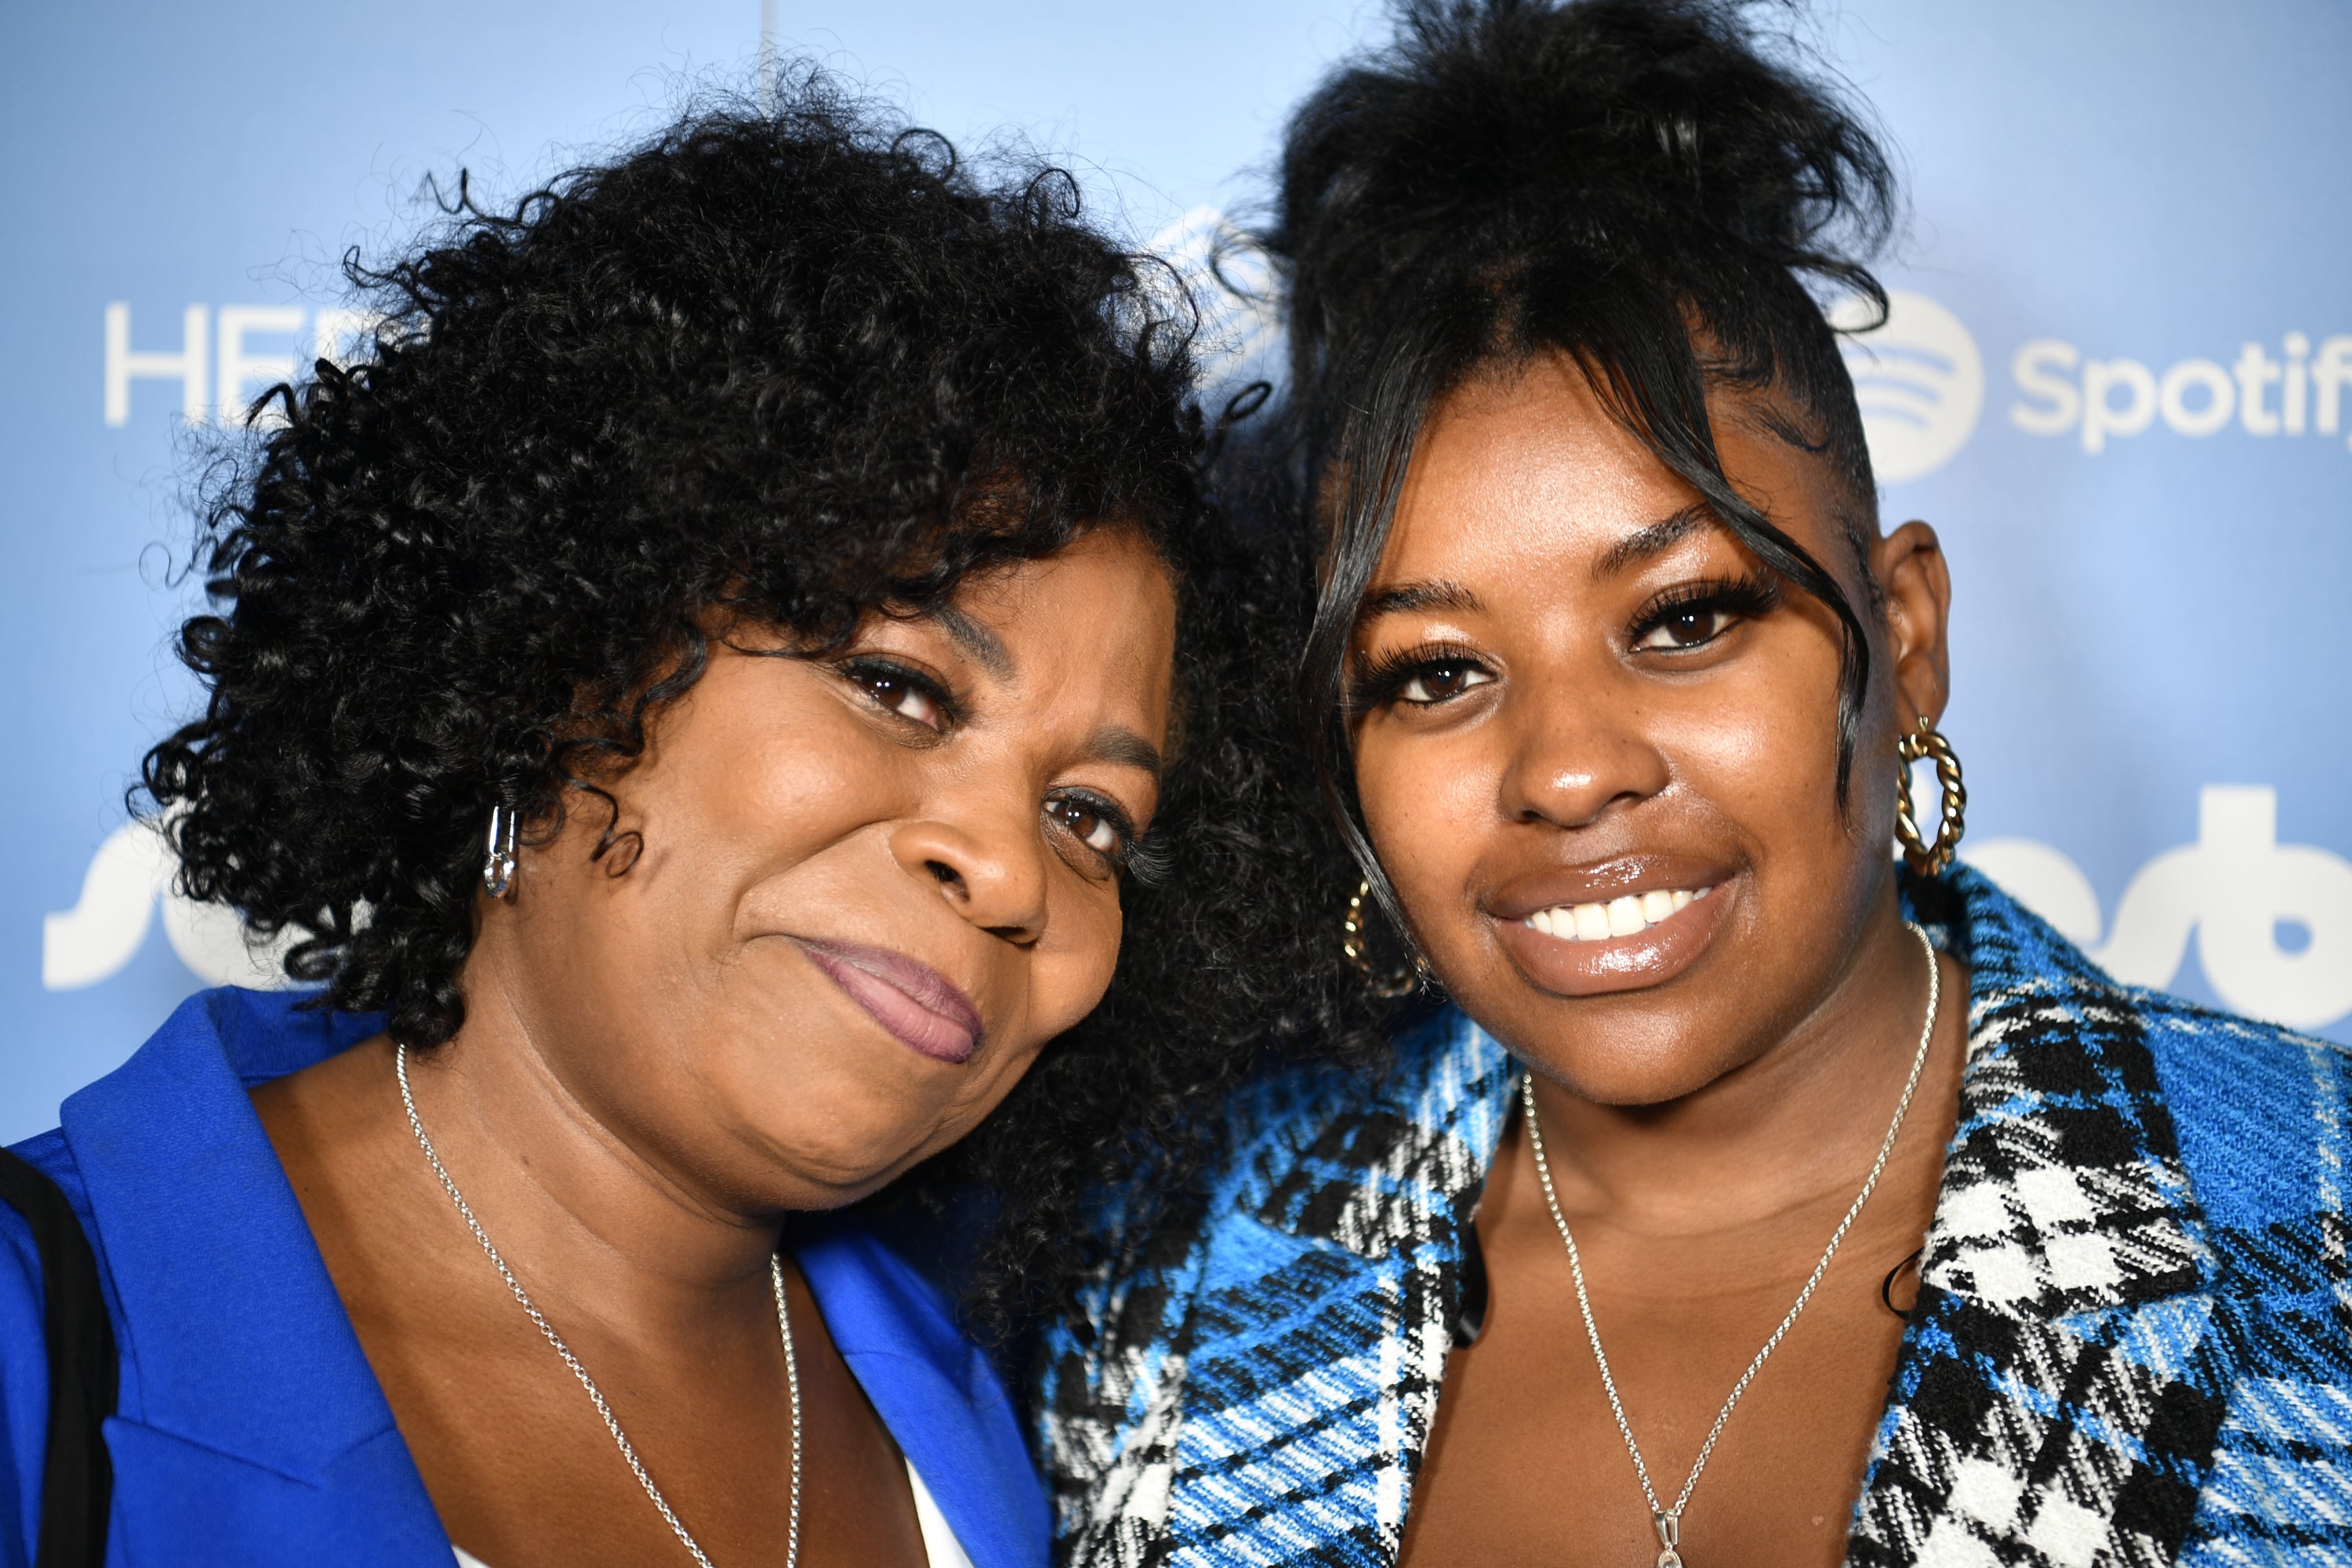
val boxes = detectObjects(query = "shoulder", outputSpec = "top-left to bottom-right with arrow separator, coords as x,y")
1943,862 -> 2349,1243
1047,1001 -> 1504,1368
0,1127 -> 98,1338
1067,1002 -> 1506,1278
2107,995 -> 2352,1536
2127,989 -> 2348,1242
1218,1004 -> 1501,1175
0,1130 -> 100,1568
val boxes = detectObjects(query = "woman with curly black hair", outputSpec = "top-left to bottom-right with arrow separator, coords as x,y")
1039,3 -> 2351,1565
0,74 -> 1297,1568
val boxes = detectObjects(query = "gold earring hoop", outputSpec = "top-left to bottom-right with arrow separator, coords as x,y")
1342,877 -> 1424,998
1893,717 -> 1966,877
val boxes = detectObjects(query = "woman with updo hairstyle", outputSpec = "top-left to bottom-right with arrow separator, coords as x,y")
1037,4 -> 2350,1564
0,73 -> 1308,1568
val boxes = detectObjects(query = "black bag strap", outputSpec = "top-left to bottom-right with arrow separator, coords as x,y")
0,1148 -> 117,1568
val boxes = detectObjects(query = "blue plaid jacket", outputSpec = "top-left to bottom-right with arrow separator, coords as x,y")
1036,869 -> 2351,1566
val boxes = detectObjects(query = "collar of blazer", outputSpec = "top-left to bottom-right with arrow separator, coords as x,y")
52,986 -> 1054,1568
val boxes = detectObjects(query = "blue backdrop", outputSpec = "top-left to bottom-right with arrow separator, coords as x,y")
5,2 -> 2347,1142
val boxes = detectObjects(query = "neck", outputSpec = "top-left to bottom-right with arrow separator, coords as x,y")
386,930 -> 787,1337
1522,889 -> 1962,1238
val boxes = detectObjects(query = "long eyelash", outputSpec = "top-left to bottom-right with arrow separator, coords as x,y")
1122,829 -> 1174,889
1345,640 -> 1487,714
1053,788 -> 1158,882
1628,572 -> 1781,643
834,654 -> 956,725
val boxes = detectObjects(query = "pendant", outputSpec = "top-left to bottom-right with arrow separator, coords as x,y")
1654,1511 -> 1683,1568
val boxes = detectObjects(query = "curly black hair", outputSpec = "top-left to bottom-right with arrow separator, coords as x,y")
139,71 -> 1355,1326
1255,0 -> 1902,944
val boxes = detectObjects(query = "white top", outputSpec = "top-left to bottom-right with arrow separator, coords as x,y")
450,1458 -> 973,1568
906,1459 -> 977,1568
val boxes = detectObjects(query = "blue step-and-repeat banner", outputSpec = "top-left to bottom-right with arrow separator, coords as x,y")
3,2 -> 2346,1142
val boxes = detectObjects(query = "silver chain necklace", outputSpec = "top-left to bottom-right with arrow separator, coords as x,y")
396,1043 -> 802,1568
1520,920 -> 1940,1568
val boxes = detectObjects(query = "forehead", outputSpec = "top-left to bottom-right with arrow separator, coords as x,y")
1375,352 -> 1853,589
946,525 -> 1177,696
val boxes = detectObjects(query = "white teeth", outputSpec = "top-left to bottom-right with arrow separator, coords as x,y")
1523,885 -> 1715,943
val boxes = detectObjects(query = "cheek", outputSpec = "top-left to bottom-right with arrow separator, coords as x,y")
550,687 -> 913,1004
647,702 -> 906,900
1022,892 -> 1125,1039
883,891 -> 1119,1166
1664,659 -> 1838,826
1659,629 -> 1875,909
713,704 -> 900,845
1352,724 -> 1497,930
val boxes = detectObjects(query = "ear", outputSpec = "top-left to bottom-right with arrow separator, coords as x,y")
1869,520 -> 1951,731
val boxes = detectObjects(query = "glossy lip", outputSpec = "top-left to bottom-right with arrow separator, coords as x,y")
793,936 -> 985,1064
1487,855 -> 1738,999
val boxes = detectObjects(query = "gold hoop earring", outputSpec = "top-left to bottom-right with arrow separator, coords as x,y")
1893,717 -> 1966,877
1342,877 -> 1423,998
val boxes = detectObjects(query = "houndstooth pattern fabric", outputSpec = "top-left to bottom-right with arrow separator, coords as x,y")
1036,869 -> 2352,1566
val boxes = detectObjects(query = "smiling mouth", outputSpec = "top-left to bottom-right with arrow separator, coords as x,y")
1521,884 -> 1716,942
793,937 -> 985,1064
1491,870 -> 1733,997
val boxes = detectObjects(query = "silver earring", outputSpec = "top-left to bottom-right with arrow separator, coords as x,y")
482,804 -> 519,898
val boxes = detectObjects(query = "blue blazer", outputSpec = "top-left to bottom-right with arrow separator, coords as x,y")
0,988 -> 1049,1568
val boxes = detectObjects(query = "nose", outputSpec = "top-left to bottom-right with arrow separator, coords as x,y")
888,803 -> 1051,946
1495,668 -> 1671,830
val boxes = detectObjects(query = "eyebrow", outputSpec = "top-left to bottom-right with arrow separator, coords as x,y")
931,605 -> 1013,681
1081,724 -> 1163,781
921,610 -> 1158,777
1592,503 -> 1715,580
1356,580 -> 1485,626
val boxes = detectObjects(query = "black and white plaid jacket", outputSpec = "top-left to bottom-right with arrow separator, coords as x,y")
1037,869 -> 2352,1566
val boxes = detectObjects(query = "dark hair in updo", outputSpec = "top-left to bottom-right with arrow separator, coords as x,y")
1267,0 -> 1901,940
140,71 -> 1312,1323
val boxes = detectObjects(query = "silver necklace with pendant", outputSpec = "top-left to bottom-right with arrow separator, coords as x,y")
1520,921 -> 1941,1567
397,1042 -> 802,1568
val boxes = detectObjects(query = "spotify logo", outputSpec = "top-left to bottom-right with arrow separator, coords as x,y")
1831,289 -> 1986,484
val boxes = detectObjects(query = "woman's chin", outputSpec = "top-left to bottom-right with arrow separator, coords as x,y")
752,1128 -> 930,1212
693,1049 -> 953,1208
